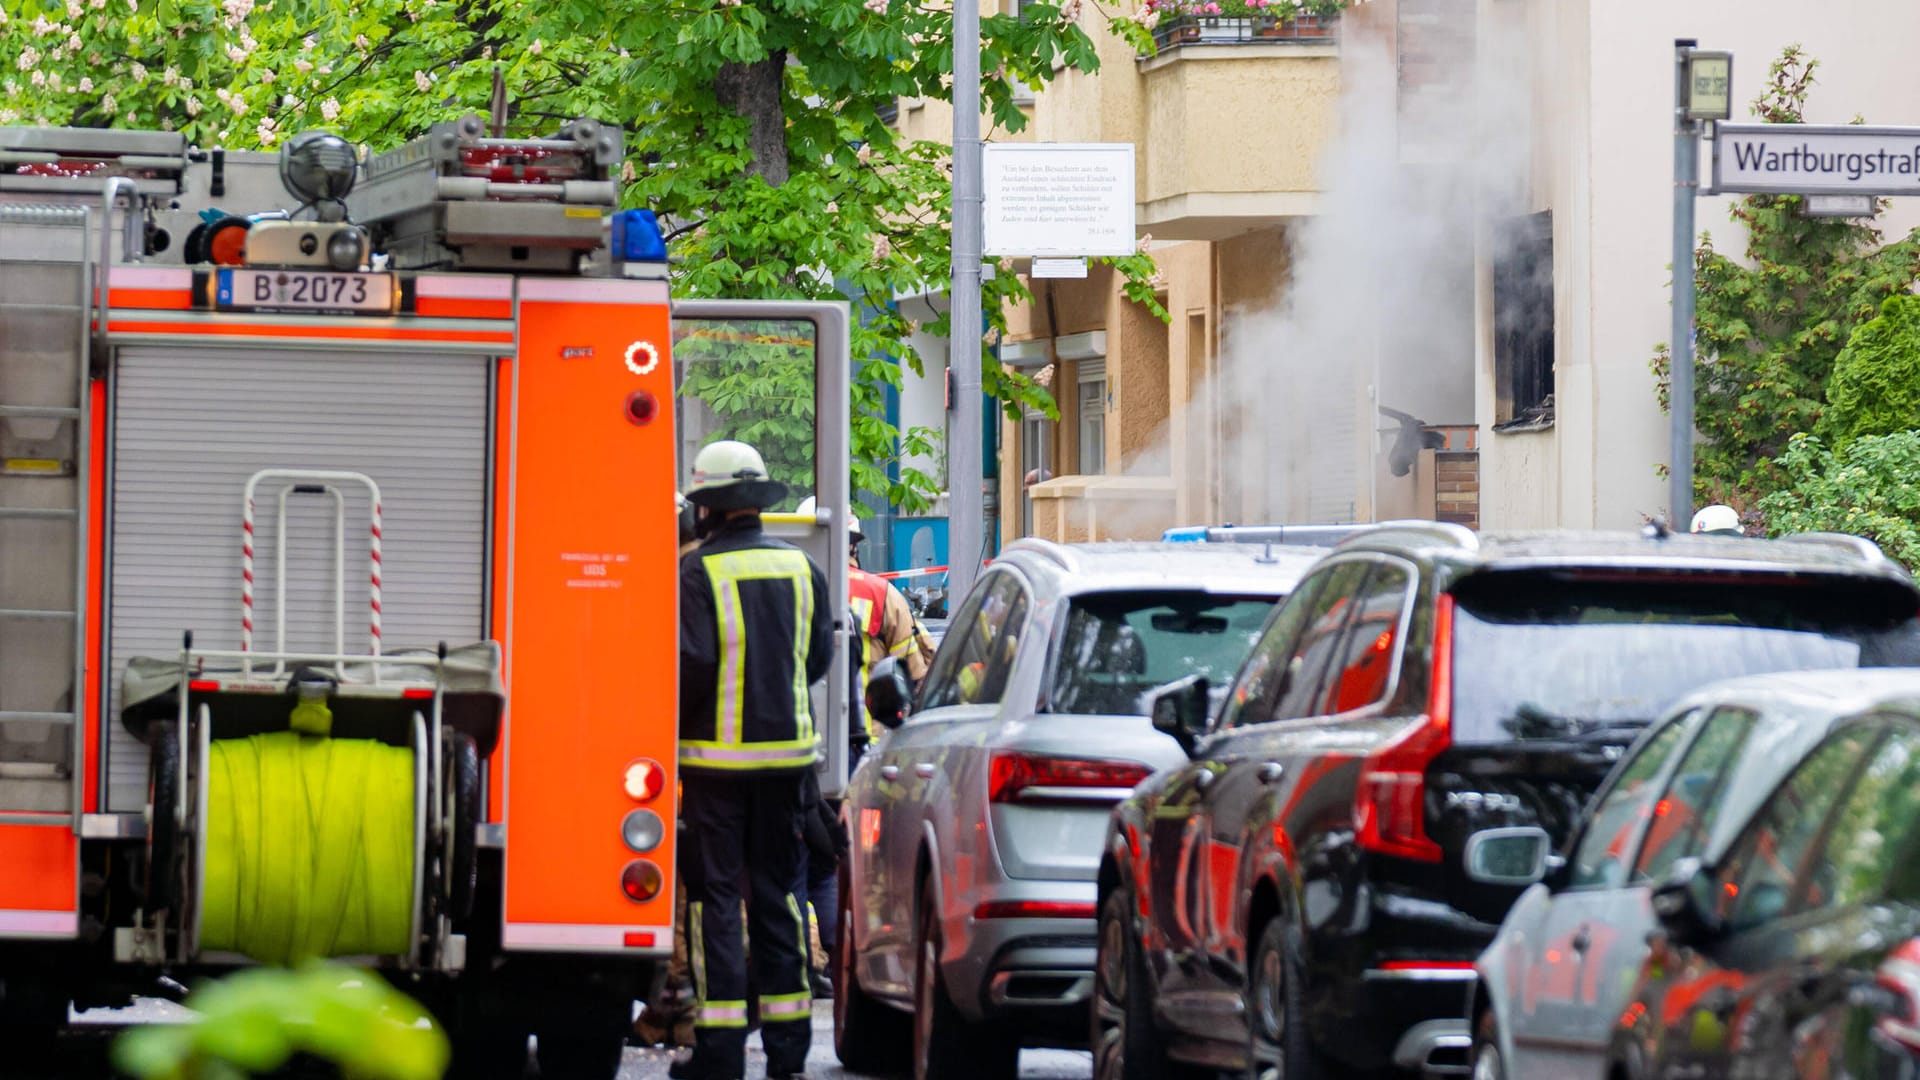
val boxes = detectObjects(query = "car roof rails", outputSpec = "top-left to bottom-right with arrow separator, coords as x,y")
1336,519 -> 1480,553
1003,537 -> 1079,573
1166,524 -> 1379,546
1777,532 -> 1894,567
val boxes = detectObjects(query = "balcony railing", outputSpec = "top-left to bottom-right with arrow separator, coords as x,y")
1150,12 -> 1336,50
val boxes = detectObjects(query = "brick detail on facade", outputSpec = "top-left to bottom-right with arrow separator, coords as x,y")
1432,450 -> 1480,531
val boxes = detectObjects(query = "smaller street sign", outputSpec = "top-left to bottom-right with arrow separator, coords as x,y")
1685,51 -> 1733,121
1712,124 -> 1920,197
1031,258 -> 1088,279
1802,194 -> 1878,218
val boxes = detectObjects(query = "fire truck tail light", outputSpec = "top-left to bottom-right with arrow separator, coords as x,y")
622,809 -> 665,853
625,390 -> 658,426
621,860 -> 664,903
623,758 -> 666,802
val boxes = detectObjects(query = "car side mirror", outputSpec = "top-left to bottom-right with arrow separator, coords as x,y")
1463,826 -> 1554,886
865,658 -> 912,731
1149,674 -> 1210,756
1651,857 -> 1723,948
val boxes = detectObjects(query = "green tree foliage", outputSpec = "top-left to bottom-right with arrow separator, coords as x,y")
0,0 -> 1165,512
1651,46 -> 1920,509
1818,294 -> 1920,448
1758,431 -> 1920,573
114,963 -> 448,1080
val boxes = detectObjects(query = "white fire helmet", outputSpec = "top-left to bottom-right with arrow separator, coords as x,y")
1690,504 -> 1743,536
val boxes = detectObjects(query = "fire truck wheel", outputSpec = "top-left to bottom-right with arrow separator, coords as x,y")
144,722 -> 181,914
446,732 -> 481,922
534,995 -> 629,1080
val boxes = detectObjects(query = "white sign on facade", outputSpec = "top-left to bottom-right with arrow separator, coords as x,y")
982,143 -> 1135,258
1713,124 -> 1920,196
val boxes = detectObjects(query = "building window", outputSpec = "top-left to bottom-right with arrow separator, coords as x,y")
1021,407 -> 1050,536
1077,363 -> 1107,476
1493,210 -> 1554,430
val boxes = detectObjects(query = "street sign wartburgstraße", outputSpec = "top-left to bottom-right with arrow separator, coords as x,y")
1713,124 -> 1920,196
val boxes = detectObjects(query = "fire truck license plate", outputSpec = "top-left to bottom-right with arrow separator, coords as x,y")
217,269 -> 395,314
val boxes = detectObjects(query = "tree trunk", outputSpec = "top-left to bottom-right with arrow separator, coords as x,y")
713,51 -> 790,188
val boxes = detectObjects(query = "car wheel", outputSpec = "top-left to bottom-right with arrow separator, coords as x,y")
833,859 -> 911,1073
1246,918 -> 1319,1080
1472,1006 -> 1506,1080
1094,887 -> 1203,1080
914,875 -> 1018,1080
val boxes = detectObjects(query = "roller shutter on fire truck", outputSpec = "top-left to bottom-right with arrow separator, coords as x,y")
104,347 -> 490,810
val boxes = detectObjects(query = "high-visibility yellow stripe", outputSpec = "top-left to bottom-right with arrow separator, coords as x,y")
761,991 -> 811,1021
700,547 -> 817,758
786,893 -> 809,993
680,737 -> 819,770
696,999 -> 749,1029
689,900 -> 708,1005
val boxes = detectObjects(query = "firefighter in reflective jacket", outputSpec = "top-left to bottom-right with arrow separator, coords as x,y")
679,441 -> 834,1080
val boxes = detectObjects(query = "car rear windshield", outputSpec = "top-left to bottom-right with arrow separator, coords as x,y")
1048,591 -> 1278,716
1449,570 -> 1920,745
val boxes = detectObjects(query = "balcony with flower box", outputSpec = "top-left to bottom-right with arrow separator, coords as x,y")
1128,0 -> 1342,240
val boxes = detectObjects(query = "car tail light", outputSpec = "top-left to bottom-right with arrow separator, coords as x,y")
624,758 -> 666,802
974,900 -> 1097,919
987,752 -> 1151,804
621,859 -> 664,903
1876,938 -> 1920,1053
1354,593 -> 1453,863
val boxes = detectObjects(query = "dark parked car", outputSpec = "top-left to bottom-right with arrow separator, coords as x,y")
1472,669 -> 1920,1079
1093,523 -> 1920,1080
1607,681 -> 1920,1080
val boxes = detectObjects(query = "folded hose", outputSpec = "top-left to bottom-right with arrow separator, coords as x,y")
200,732 -> 415,965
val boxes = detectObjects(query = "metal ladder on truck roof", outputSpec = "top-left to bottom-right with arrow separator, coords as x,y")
0,183 -> 135,827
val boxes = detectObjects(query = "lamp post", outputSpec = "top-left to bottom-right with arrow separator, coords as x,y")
948,0 -> 984,605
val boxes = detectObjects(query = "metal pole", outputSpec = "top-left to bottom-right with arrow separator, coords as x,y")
1670,39 -> 1699,528
948,0 -> 984,605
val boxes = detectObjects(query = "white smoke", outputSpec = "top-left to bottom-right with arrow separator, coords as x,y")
1101,5 -> 1534,534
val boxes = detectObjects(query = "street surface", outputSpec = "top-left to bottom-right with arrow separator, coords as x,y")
620,1003 -> 1092,1079
49,1000 -> 1092,1079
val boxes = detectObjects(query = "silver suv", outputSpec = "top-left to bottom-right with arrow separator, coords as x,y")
831,539 -> 1324,1080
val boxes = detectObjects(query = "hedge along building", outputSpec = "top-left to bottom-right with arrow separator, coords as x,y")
1339,0 -> 1920,531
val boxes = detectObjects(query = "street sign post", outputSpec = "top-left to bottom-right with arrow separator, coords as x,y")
1670,40 -> 1705,529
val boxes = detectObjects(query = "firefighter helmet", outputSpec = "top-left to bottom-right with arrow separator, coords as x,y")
797,496 -> 864,543
688,440 -> 785,510
1690,504 -> 1743,536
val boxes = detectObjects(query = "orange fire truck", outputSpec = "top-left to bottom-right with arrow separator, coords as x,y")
0,117 -> 853,1076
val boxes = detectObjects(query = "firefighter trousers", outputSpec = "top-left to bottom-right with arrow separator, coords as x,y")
681,771 -> 812,1080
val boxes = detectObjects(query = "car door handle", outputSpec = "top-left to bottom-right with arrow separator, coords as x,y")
1571,927 -> 1592,955
1256,762 -> 1285,785
915,763 -> 937,779
880,765 -> 900,781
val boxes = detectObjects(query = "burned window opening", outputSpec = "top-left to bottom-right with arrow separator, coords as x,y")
1494,210 -> 1555,431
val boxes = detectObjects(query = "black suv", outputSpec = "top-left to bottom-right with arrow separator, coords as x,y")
1092,523 -> 1920,1080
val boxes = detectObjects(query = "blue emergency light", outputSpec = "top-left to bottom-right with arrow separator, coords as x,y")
612,208 -> 668,263
1161,526 -> 1209,542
